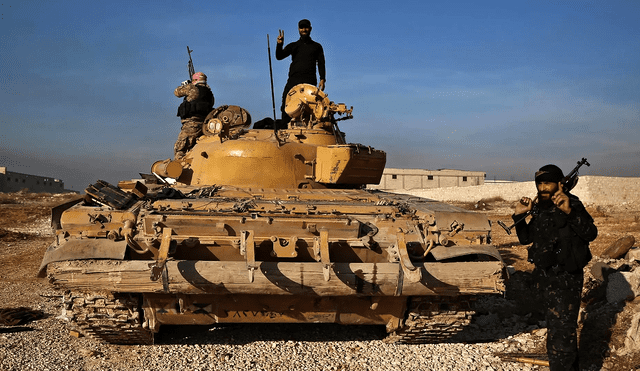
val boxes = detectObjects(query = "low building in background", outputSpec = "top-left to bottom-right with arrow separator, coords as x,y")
0,166 -> 66,193
369,168 -> 485,191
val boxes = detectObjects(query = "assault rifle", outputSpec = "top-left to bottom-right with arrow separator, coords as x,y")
497,158 -> 590,235
187,46 -> 195,81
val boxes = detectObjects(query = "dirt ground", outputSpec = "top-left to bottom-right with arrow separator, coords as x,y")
1,190 -> 640,369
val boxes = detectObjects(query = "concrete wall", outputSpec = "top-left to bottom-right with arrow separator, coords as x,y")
0,167 -> 66,193
395,176 -> 640,206
573,176 -> 640,206
370,168 -> 485,190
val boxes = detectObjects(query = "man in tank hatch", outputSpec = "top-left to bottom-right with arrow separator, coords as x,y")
174,72 -> 214,160
512,164 -> 597,371
276,19 -> 326,127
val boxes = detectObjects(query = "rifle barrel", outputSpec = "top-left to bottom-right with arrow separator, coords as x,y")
187,46 -> 195,79
562,157 -> 590,192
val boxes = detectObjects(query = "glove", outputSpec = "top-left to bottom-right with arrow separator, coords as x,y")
181,80 -> 191,86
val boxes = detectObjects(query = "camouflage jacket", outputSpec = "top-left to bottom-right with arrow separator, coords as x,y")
513,194 -> 597,273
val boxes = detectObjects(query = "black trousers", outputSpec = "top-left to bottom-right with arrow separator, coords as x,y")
535,268 -> 584,371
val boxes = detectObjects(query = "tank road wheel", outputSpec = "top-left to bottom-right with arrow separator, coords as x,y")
67,292 -> 153,345
384,296 -> 474,344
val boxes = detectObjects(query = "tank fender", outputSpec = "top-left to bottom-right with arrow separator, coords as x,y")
429,245 -> 503,262
37,239 -> 128,278
51,196 -> 84,229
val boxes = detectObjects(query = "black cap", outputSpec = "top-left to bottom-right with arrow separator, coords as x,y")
298,19 -> 311,28
535,164 -> 564,183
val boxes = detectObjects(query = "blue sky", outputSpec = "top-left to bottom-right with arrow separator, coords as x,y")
1,0 -> 638,190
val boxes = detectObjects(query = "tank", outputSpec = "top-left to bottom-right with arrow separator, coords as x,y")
38,84 -> 505,344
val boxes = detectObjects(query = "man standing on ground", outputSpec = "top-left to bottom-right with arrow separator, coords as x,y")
174,72 -> 214,159
512,164 -> 597,371
276,19 -> 326,125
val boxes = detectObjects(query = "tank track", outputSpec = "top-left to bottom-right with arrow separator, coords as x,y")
384,296 -> 474,344
65,292 -> 153,345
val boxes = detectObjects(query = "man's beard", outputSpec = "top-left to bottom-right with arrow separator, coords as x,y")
537,192 -> 554,207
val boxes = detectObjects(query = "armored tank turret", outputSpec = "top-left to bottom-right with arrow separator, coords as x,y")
39,83 -> 505,344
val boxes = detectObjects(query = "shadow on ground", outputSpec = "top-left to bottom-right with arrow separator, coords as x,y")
153,272 -> 545,346
155,323 -> 389,345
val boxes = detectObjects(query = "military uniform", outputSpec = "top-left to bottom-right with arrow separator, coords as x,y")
174,82 -> 214,159
513,193 -> 597,370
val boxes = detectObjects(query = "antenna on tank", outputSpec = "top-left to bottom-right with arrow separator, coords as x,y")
267,34 -> 282,147
267,36 -> 277,126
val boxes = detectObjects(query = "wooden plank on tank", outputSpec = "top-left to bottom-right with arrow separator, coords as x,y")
47,261 -> 504,296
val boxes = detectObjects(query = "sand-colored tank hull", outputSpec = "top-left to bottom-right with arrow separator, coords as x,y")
41,186 -> 505,344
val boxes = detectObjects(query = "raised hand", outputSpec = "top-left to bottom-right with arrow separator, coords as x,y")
552,183 -> 572,214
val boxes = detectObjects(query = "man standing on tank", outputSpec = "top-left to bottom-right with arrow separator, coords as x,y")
174,72 -> 214,159
276,19 -> 326,126
512,164 -> 597,371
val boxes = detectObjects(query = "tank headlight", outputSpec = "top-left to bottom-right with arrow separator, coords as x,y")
208,119 -> 222,134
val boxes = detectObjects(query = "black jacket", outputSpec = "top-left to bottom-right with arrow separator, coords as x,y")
513,194 -> 597,273
276,37 -> 326,85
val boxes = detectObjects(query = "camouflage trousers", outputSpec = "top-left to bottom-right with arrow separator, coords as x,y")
534,268 -> 584,371
174,117 -> 204,159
